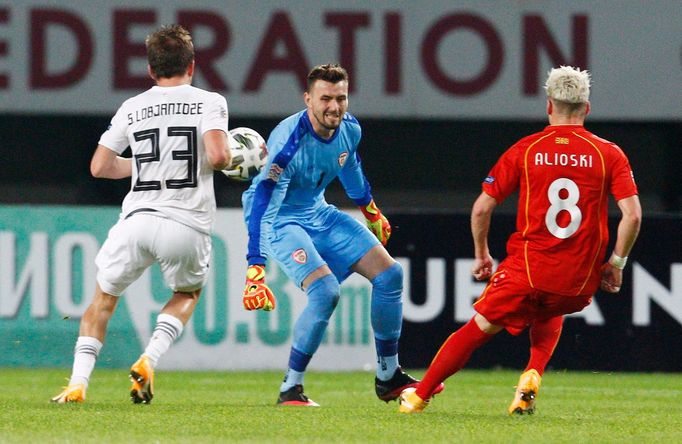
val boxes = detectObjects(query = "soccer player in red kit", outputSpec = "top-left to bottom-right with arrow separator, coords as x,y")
399,66 -> 642,414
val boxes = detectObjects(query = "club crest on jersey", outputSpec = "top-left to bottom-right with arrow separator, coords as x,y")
268,163 -> 283,182
338,152 -> 348,167
292,248 -> 307,264
484,176 -> 495,184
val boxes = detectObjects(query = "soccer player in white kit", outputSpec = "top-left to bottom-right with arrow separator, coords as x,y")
52,24 -> 232,404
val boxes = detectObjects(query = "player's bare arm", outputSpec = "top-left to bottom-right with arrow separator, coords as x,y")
600,194 -> 642,293
613,195 -> 642,259
90,144 -> 132,179
204,129 -> 231,170
471,191 -> 497,280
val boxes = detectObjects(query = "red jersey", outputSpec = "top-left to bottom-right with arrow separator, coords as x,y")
482,124 -> 638,296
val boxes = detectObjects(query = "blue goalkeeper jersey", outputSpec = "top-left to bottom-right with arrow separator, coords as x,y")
242,109 -> 373,265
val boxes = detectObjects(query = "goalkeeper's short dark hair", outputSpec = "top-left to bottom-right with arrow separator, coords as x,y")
307,64 -> 348,91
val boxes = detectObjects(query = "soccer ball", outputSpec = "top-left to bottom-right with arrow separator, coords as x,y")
222,127 -> 267,181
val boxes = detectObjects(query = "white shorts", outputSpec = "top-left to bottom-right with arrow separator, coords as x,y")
95,213 -> 211,296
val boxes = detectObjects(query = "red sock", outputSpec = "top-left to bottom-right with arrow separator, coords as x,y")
416,317 -> 493,399
525,315 -> 563,376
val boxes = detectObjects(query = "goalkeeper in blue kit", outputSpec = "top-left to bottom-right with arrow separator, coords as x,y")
241,63 -> 443,406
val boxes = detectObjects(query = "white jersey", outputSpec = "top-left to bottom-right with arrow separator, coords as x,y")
99,84 -> 228,234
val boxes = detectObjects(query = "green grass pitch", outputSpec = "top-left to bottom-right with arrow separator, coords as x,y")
1,368 -> 681,443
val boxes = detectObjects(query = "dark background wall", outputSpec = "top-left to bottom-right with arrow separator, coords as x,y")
2,114 -> 680,214
391,212 -> 682,372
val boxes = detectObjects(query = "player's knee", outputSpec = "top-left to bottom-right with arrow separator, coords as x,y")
307,274 -> 340,316
474,313 -> 503,334
371,262 -> 403,295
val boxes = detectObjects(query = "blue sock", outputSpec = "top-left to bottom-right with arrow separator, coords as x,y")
291,274 -> 340,355
280,348 -> 311,392
280,275 -> 340,392
288,347 -> 312,372
371,262 -> 403,379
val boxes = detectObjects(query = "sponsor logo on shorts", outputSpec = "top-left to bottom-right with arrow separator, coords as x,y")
268,163 -> 283,182
292,248 -> 307,264
484,176 -> 495,184
338,152 -> 348,166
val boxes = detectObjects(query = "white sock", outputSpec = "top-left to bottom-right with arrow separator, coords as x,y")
143,313 -> 184,367
69,336 -> 103,387
376,354 -> 399,381
280,369 -> 305,392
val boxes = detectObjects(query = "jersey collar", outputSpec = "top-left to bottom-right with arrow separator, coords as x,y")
301,111 -> 342,144
545,124 -> 584,130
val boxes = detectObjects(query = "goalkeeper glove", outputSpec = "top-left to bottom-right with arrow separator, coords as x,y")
243,264 -> 276,311
359,199 -> 391,246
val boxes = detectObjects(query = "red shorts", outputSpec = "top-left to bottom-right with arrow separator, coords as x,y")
473,267 -> 592,335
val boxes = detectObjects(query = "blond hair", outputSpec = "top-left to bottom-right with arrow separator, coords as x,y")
544,66 -> 591,104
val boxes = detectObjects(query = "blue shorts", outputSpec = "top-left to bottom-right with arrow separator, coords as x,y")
267,207 -> 379,288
